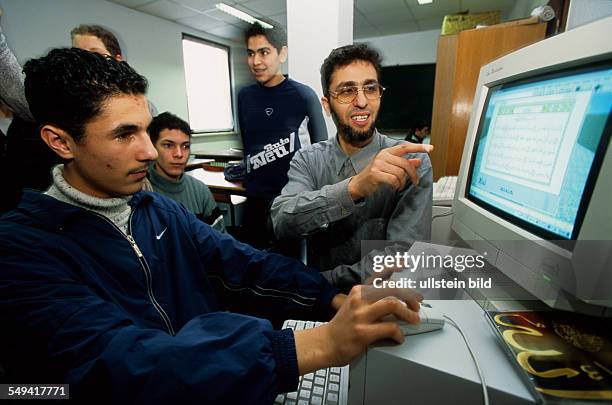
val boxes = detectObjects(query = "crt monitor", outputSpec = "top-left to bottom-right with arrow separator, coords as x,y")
452,16 -> 612,315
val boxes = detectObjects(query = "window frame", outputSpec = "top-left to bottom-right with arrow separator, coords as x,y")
181,33 -> 236,134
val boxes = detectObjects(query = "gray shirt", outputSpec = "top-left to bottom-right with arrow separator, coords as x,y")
271,130 -> 433,290
148,166 -> 226,233
0,25 -> 33,121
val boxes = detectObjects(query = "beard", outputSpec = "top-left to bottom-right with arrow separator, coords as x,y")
330,105 -> 377,146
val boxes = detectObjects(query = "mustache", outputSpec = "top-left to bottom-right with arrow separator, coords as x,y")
349,108 -> 372,115
128,166 -> 149,175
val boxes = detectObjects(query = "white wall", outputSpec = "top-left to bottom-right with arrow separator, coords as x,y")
0,0 -> 247,150
288,0 -> 354,138
567,0 -> 612,30
357,29 -> 440,66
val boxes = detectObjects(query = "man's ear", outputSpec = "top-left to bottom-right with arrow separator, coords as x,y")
279,45 -> 288,64
40,124 -> 77,160
321,96 -> 331,116
114,54 -> 123,62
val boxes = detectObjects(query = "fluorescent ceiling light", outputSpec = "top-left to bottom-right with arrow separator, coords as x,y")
215,3 -> 273,29
417,0 -> 433,4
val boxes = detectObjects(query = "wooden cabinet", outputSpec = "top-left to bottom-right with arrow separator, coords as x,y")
430,21 -> 547,180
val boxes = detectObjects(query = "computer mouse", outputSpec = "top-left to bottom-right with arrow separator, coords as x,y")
380,298 -> 445,336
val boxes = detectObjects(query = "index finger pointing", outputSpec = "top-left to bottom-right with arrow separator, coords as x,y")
386,142 -> 434,156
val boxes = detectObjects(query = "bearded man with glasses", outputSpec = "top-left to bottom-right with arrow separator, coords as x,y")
271,44 -> 434,291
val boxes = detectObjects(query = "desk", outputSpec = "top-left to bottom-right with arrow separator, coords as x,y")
194,149 -> 243,163
185,158 -> 214,171
187,167 -> 245,203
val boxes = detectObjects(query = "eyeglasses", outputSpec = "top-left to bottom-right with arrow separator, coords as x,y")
328,83 -> 385,104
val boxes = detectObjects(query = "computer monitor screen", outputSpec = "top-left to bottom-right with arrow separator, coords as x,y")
466,62 -> 612,241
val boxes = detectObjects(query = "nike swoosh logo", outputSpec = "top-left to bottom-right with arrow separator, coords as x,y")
156,227 -> 167,240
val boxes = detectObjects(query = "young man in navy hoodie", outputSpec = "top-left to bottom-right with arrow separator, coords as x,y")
0,47 -> 420,403
238,23 -> 328,252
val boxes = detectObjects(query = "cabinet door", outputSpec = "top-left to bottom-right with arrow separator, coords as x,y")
430,34 -> 458,181
431,22 -> 547,179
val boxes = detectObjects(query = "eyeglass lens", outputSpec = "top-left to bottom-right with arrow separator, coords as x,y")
336,84 -> 382,103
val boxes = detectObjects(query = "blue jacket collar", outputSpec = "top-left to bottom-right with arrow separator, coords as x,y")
13,189 -> 153,230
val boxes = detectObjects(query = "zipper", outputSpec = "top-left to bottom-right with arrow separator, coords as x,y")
91,211 -> 176,336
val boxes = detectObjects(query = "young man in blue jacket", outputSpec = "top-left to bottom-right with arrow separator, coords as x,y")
0,48 -> 420,404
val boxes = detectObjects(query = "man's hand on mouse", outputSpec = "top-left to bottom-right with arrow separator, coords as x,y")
294,285 -> 420,374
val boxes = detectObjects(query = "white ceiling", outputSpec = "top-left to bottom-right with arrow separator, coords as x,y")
107,0 -> 523,42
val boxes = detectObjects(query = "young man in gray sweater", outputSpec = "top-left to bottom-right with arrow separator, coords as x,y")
147,112 -> 225,232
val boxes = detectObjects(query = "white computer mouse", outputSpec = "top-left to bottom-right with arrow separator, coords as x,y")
380,298 -> 445,336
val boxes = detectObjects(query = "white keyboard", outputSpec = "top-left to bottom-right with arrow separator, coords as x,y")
433,176 -> 458,206
275,320 -> 349,405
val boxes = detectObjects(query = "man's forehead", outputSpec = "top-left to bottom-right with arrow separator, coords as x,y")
89,94 -> 150,128
159,128 -> 190,141
247,35 -> 275,51
330,60 -> 378,87
74,34 -> 109,51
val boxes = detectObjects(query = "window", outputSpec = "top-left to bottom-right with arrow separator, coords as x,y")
182,35 -> 234,133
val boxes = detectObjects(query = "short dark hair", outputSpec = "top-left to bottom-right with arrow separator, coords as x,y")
413,119 -> 429,131
70,24 -> 122,57
244,22 -> 287,51
148,112 -> 192,144
23,48 -> 147,143
320,43 -> 383,97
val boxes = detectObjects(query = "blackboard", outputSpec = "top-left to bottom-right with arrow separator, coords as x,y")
377,64 -> 436,133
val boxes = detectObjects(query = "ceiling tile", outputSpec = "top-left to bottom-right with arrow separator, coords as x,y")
206,23 -> 245,40
415,17 -> 444,31
174,0 -> 232,13
461,0 -> 517,13
355,0 -> 407,14
240,0 -> 287,17
354,25 -> 383,40
108,0 -> 156,8
268,13 -> 287,28
364,9 -> 414,25
374,21 -> 420,36
137,0 -> 198,20
354,9 -> 372,26
177,13 -> 227,30
405,0 -> 461,20
204,8 -> 253,24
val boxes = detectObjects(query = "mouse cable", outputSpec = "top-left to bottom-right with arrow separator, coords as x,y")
432,209 -> 454,220
443,314 -> 489,405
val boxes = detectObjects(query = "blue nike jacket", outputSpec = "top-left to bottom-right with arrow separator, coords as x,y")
0,190 -> 339,404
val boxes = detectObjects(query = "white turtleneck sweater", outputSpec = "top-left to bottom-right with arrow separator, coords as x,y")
45,165 -> 132,234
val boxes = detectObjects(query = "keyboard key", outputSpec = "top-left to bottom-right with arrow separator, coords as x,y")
311,395 -> 323,405
316,370 -> 326,377
329,383 -> 339,392
299,390 -> 311,399
331,367 -> 341,373
327,392 -> 339,403
303,373 -> 314,380
298,400 -> 309,405
287,392 -> 297,400
274,394 -> 285,404
329,374 -> 340,383
313,387 -> 324,396
315,377 -> 326,386
301,380 -> 312,389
